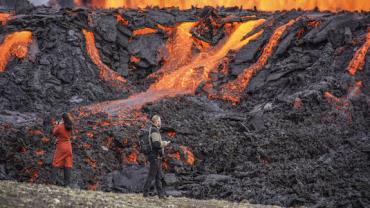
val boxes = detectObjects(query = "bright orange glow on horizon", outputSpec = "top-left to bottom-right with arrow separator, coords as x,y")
78,0 -> 369,12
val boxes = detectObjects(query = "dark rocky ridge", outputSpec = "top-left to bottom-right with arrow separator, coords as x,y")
0,6 -> 369,208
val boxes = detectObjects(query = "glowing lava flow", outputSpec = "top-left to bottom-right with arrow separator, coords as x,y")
115,14 -> 129,25
82,29 -> 127,86
149,19 -> 265,93
81,19 -> 265,115
347,30 -> 370,76
133,28 -> 158,36
75,0 -> 369,12
324,30 -> 369,120
149,22 -> 196,79
216,18 -> 300,104
0,31 -> 32,72
0,12 -> 12,25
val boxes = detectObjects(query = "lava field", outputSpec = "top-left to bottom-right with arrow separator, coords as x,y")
0,0 -> 369,207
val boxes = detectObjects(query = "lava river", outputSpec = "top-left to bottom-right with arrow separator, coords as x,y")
80,19 -> 266,116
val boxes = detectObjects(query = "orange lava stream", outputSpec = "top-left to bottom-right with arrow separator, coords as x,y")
347,30 -> 370,76
82,29 -> 127,86
149,22 -> 196,79
115,14 -> 129,25
80,0 -> 369,11
216,18 -> 300,104
81,19 -> 265,116
133,27 -> 157,36
0,12 -> 12,25
0,31 -> 32,72
149,19 -> 265,93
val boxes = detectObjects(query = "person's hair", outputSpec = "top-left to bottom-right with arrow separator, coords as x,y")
62,113 -> 73,131
151,115 -> 161,123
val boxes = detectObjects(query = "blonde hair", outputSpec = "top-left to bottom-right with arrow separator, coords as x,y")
151,115 -> 161,123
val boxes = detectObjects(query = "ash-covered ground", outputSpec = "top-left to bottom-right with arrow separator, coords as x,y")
0,5 -> 369,208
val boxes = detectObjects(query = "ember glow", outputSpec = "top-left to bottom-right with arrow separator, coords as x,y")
347,30 -> 370,76
124,150 -> 138,164
324,81 -> 363,121
85,156 -> 97,169
74,0 -> 369,11
180,146 -> 195,165
82,29 -> 127,86
216,18 -> 300,103
346,81 -> 363,99
0,31 -> 32,72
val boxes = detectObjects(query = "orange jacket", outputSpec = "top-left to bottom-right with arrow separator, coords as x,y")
52,124 -> 73,168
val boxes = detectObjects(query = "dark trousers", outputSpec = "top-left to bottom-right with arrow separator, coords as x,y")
51,167 -> 71,187
143,158 -> 164,196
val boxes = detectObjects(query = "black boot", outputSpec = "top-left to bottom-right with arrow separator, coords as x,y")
161,178 -> 169,197
63,167 -> 72,187
50,167 -> 58,185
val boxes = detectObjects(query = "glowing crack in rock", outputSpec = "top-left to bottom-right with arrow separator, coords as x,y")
133,27 -> 158,36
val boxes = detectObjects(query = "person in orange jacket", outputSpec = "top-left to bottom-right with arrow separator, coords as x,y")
50,113 -> 74,187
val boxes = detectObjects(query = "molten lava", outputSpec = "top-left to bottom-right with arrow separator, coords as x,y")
0,31 -> 32,72
82,19 -> 265,115
115,14 -> 129,25
167,130 -> 177,138
324,81 -> 363,121
0,12 -> 12,25
149,19 -> 265,93
149,22 -> 196,79
347,30 -> 370,76
217,18 -> 300,103
124,151 -> 138,164
74,0 -> 370,11
85,157 -> 97,169
180,146 -> 195,165
82,29 -> 127,86
130,55 -> 140,63
133,27 -> 157,36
